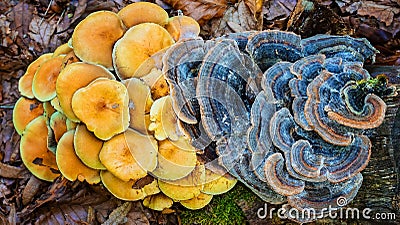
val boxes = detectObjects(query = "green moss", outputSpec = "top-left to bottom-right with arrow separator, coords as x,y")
179,183 -> 257,225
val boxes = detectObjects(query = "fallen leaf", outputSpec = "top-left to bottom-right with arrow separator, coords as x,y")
262,0 -> 296,21
0,162 -> 27,178
163,0 -> 230,25
355,1 -> 400,26
28,16 -> 57,52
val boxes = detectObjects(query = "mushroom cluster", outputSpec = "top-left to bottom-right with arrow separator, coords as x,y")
165,31 -> 394,221
14,2 -> 237,211
14,1 -> 394,220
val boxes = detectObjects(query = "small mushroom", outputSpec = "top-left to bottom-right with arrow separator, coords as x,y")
140,68 -> 170,100
143,193 -> 174,211
18,53 -> 52,99
117,2 -> 169,28
123,78 -> 153,134
165,16 -> 200,41
49,111 -> 68,143
74,124 -> 105,170
32,55 -> 64,102
72,11 -> 125,69
13,97 -> 44,135
134,48 -> 166,78
56,130 -> 100,184
180,192 -> 213,210
99,129 -> 157,182
151,137 -> 197,181
202,168 -> 237,195
71,78 -> 130,140
100,170 -> 160,201
148,96 -> 179,141
20,116 -> 59,181
112,23 -> 174,80
53,43 -> 73,57
50,97 -> 64,113
158,163 -> 205,201
56,62 -> 115,122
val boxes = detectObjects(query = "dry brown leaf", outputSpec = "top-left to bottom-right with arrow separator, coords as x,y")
262,0 -> 296,21
0,162 -> 26,178
28,16 -> 57,51
8,2 -> 33,43
163,0 -> 230,25
355,1 -> 400,26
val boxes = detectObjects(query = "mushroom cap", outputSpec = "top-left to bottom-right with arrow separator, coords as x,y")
180,192 -> 213,210
32,55 -> 64,102
118,2 -> 169,28
13,97 -> 44,135
165,16 -> 200,41
43,101 -> 56,117
53,43 -> 73,57
113,23 -> 174,80
61,50 -> 81,69
56,130 -> 101,184
49,111 -> 68,143
56,62 -> 115,122
143,193 -> 174,211
133,48 -> 166,78
18,53 -> 52,99
20,116 -> 59,182
101,170 -> 160,201
123,78 -> 153,134
99,128 -> 157,182
50,97 -> 64,113
140,68 -> 170,100
202,168 -> 237,195
148,96 -> 179,141
72,11 -> 125,69
71,78 -> 130,140
158,163 -> 205,201
74,124 -> 105,170
151,137 -> 197,181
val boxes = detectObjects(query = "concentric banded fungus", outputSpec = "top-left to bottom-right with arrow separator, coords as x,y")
148,96 -> 179,141
56,130 -> 100,184
72,11 -> 125,69
151,138 -> 197,181
101,171 -> 160,201
71,78 -> 129,140
74,124 -> 105,170
180,192 -> 213,210
143,193 -> 174,211
18,53 -> 52,99
117,2 -> 169,28
99,129 -> 157,182
158,164 -> 205,201
165,16 -> 201,41
113,23 -> 174,80
13,97 -> 44,135
56,62 -> 115,122
20,116 -> 59,181
123,78 -> 153,134
32,55 -> 64,102
301,34 -> 378,62
246,30 -> 302,71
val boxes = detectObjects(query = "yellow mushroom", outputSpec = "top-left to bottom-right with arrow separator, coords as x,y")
118,2 -> 169,28
143,193 -> 174,211
74,124 -> 105,170
13,97 -> 44,135
148,96 -> 179,141
165,16 -> 201,41
180,192 -> 213,210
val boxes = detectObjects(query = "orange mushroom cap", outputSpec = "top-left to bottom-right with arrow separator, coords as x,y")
32,55 -> 64,102
165,16 -> 201,41
118,2 -> 169,28
13,97 -> 44,135
112,23 -> 174,80
56,62 -> 115,122
18,53 -> 52,99
71,78 -> 130,140
56,130 -> 101,184
74,124 -> 105,170
20,116 -> 60,182
72,11 -> 125,69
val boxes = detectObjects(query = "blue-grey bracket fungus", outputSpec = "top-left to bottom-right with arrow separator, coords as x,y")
163,30 -> 393,222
